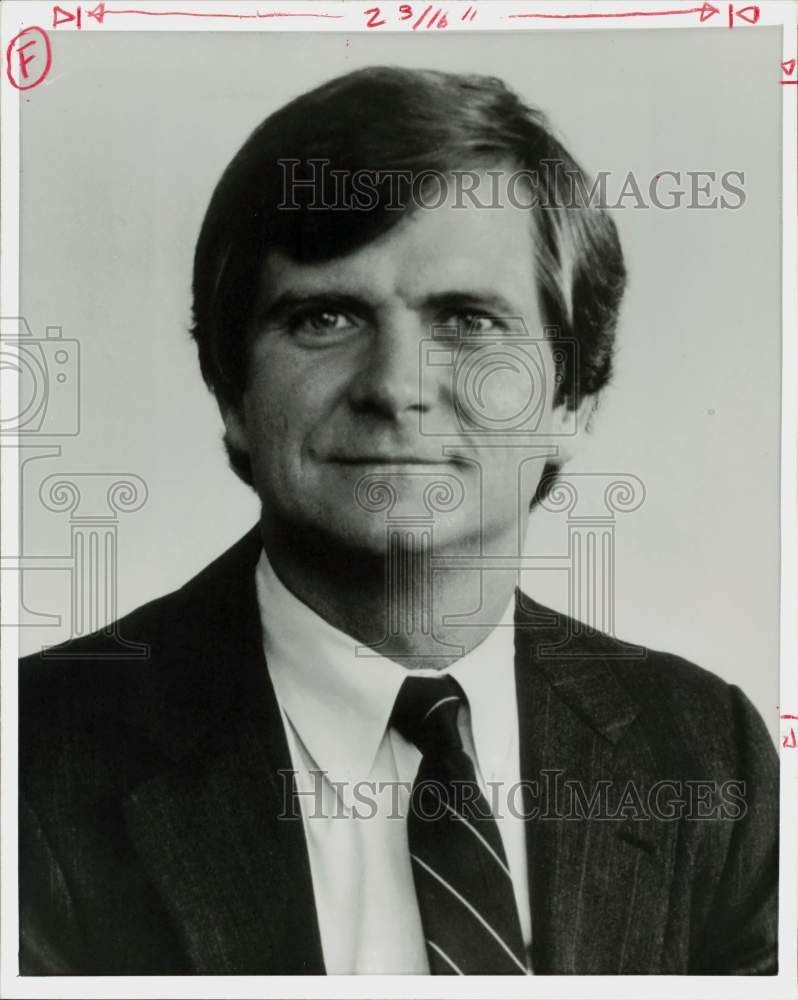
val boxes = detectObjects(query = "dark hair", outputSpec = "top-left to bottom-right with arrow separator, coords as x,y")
190,66 -> 627,495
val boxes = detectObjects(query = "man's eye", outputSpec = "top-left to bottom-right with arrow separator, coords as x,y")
290,310 -> 358,339
448,313 -> 500,336
467,315 -> 498,335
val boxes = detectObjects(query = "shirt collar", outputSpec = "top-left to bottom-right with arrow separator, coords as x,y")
255,548 -> 517,791
447,602 -> 517,784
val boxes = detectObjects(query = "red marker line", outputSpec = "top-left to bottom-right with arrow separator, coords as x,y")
93,7 -> 342,19
508,3 -> 717,19
412,4 -> 432,28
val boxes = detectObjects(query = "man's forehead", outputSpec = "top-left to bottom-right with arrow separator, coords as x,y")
256,194 -> 539,306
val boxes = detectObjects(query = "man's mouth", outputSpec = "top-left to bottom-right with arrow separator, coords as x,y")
327,455 -> 454,465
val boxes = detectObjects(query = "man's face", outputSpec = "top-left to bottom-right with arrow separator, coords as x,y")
225,179 -> 585,555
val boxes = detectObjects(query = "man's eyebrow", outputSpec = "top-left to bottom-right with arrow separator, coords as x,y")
253,290 -> 373,326
420,290 -> 523,318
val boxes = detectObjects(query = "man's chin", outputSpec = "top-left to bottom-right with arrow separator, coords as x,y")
321,516 -> 426,557
313,510 -> 484,559
268,506 -> 470,554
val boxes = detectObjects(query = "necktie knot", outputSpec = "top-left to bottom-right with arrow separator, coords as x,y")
390,675 -> 465,757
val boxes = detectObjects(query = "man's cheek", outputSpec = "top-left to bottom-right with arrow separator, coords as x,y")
247,389 -> 292,438
454,351 -> 543,432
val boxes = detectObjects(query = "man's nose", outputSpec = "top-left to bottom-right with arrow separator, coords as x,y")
347,317 -> 433,418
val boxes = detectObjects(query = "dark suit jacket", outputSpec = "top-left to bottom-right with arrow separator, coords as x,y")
19,527 -> 778,975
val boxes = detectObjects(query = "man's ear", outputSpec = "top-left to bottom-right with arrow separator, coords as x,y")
550,394 -> 597,465
219,401 -> 250,454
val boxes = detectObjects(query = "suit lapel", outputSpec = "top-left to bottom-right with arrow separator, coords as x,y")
515,594 -> 678,974
121,527 -> 324,974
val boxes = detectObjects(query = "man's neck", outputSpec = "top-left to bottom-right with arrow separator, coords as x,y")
259,517 -> 523,671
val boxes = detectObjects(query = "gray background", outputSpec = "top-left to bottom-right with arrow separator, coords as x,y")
18,27 -> 782,740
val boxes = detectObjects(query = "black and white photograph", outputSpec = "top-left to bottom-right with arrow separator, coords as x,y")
1,1 -> 796,996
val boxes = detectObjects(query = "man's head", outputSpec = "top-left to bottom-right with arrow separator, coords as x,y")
190,66 -> 626,553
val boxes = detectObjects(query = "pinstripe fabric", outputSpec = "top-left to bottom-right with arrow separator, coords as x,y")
391,676 -> 528,975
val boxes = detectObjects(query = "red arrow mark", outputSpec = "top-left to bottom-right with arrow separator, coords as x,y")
734,4 -> 759,24
53,5 -> 79,27
85,3 -> 341,22
782,60 -> 797,76
508,2 -> 718,20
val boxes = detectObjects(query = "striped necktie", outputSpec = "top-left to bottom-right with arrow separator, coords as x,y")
390,675 -> 528,975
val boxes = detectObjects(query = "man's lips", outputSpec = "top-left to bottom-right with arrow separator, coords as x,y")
325,455 -> 455,465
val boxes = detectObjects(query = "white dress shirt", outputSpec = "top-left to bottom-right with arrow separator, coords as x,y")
255,549 -> 531,974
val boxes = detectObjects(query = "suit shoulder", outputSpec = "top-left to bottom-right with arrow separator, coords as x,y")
612,642 -> 735,706
599,633 -> 753,726
18,581 -> 186,793
19,526 -> 263,793
521,590 -> 745,702
19,524 -> 261,692
517,592 -> 775,770
20,580 -> 185,704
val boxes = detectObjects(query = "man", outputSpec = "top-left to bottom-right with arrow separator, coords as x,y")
19,66 -> 778,976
